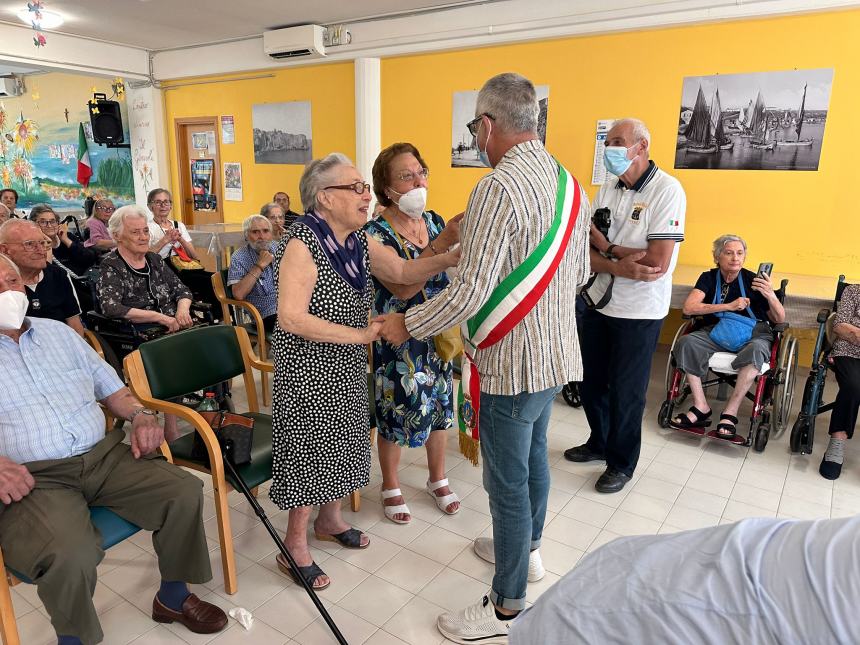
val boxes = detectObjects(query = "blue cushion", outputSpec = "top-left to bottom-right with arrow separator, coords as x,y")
7,507 -> 140,584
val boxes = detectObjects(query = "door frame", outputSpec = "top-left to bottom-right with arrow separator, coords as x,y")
174,116 -> 223,226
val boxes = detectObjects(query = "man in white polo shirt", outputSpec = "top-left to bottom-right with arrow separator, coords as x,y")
565,118 -> 686,493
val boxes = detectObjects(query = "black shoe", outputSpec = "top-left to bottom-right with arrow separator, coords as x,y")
819,457 -> 843,480
564,444 -> 605,463
595,468 -> 631,493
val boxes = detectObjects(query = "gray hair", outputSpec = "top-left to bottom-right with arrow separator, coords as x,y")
28,204 -> 57,222
612,118 -> 651,147
299,152 -> 353,213
243,214 -> 271,239
259,202 -> 284,219
0,219 -> 37,243
712,234 -> 748,264
475,73 -> 539,134
108,204 -> 149,240
0,252 -> 20,276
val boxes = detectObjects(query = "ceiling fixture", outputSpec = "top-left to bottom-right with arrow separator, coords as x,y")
17,7 -> 64,30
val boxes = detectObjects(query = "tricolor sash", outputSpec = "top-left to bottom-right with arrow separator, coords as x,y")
456,162 -> 582,465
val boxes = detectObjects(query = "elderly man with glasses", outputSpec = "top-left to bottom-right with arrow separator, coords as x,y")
84,199 -> 117,252
30,204 -> 98,276
0,219 -> 84,336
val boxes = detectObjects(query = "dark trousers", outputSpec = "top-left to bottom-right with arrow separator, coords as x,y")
579,308 -> 663,477
830,355 -> 860,439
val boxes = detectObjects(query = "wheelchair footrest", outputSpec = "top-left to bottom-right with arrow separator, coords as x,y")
705,429 -> 748,446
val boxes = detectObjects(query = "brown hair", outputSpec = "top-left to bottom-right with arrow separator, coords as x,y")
147,188 -> 172,205
371,142 -> 428,208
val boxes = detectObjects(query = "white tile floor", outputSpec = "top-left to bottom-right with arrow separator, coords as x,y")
11,347 -> 860,644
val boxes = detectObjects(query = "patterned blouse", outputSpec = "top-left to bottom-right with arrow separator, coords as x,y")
831,284 -> 860,360
97,251 -> 192,319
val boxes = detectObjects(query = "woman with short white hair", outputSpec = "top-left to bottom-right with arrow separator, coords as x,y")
269,152 -> 460,590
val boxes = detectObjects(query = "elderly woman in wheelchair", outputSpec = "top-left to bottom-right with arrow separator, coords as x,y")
670,234 -> 785,439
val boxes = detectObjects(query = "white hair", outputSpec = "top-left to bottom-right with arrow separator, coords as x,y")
612,118 -> 651,147
475,73 -> 539,134
0,252 -> 20,276
299,152 -> 353,213
0,218 -> 38,243
108,204 -> 149,240
243,214 -> 271,239
712,234 -> 748,264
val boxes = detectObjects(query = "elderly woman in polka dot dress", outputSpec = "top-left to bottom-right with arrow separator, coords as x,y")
271,153 -> 460,590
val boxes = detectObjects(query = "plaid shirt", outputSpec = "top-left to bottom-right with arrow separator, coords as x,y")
227,243 -> 278,319
0,318 -> 124,463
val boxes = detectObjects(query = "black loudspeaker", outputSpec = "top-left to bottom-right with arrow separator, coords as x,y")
88,93 -> 124,144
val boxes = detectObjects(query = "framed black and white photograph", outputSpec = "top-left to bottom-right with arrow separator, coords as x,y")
674,68 -> 833,171
451,86 -> 549,168
252,101 -> 313,165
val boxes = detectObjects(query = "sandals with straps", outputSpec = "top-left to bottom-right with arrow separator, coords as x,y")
715,413 -> 739,439
426,478 -> 460,515
380,488 -> 411,524
276,553 -> 330,590
313,527 -> 369,549
669,406 -> 712,430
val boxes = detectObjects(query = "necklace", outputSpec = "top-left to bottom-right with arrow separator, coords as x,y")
390,211 -> 427,249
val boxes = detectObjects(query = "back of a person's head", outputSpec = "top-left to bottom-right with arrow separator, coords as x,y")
476,72 -> 539,135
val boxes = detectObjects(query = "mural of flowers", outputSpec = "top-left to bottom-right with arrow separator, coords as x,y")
14,113 -> 39,155
12,155 -> 33,187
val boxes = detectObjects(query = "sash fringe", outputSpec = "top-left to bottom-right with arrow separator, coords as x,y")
458,431 -> 480,467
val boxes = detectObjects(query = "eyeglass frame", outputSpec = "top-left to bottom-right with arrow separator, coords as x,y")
150,199 -> 173,207
393,168 -> 430,183
95,205 -> 116,212
323,181 -> 372,195
5,239 -> 53,251
34,218 -> 59,228
466,113 -> 495,138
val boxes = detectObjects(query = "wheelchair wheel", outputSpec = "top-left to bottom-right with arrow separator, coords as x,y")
754,421 -> 770,453
664,322 -> 689,395
657,400 -> 674,429
771,334 -> 799,437
562,383 -> 582,408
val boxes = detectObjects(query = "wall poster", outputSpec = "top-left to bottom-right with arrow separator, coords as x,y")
224,162 -> 242,201
190,159 -> 216,210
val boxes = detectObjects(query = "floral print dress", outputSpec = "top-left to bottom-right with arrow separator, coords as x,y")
364,211 -> 454,448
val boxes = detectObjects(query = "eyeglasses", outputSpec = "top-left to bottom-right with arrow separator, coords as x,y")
466,113 -> 495,138
151,200 -> 172,207
324,182 -> 371,195
8,239 -> 52,251
95,205 -> 115,212
35,219 -> 58,228
395,168 -> 430,183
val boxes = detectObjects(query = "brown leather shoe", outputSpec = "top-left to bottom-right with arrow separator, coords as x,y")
152,593 -> 228,634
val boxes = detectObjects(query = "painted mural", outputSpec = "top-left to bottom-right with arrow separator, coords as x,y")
0,72 -> 134,208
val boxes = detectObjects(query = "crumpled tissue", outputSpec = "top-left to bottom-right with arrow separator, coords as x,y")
228,607 -> 254,630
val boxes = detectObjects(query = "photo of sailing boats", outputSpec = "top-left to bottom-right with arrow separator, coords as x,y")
674,68 -> 833,171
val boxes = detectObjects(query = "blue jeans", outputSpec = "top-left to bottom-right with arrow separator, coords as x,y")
480,385 -> 561,611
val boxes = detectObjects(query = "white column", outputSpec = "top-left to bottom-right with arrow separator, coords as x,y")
127,83 -> 171,206
354,57 -> 381,208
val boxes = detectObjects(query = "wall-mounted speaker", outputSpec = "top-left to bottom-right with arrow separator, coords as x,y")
88,93 -> 124,144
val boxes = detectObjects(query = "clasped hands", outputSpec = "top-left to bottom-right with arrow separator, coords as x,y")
590,224 -> 663,282
363,313 -> 411,346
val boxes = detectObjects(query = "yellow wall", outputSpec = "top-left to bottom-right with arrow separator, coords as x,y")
381,9 -> 859,279
162,62 -> 355,223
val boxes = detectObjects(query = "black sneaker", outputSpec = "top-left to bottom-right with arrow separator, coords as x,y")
819,457 -> 843,480
564,444 -> 605,463
595,467 -> 631,493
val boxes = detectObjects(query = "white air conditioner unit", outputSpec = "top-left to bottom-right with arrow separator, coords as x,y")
0,76 -> 23,97
264,25 -> 326,60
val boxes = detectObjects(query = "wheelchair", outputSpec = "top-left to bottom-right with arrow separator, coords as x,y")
658,278 -> 798,452
790,276 -> 851,455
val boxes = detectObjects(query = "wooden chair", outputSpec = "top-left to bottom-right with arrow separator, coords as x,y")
211,270 -> 271,406
83,329 -> 117,430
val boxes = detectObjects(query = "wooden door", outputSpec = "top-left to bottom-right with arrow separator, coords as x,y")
175,117 -> 223,226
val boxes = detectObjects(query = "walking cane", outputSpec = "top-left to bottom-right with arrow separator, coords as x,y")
220,441 -> 349,645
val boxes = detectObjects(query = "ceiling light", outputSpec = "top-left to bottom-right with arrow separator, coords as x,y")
17,8 -> 64,30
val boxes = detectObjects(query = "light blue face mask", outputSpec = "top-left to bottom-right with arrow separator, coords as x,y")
478,118 -> 492,167
603,145 -> 636,176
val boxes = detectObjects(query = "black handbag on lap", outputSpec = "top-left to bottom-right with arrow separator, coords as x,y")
191,411 -> 254,466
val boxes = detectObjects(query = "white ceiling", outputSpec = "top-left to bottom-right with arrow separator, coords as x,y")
0,0 -> 501,50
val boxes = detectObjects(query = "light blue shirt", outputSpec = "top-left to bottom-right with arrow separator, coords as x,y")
227,242 -> 278,319
0,317 -> 125,463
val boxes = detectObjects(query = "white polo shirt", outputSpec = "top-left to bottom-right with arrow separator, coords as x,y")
584,162 -> 686,320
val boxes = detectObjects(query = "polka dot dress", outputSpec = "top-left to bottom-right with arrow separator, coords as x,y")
268,223 -> 372,509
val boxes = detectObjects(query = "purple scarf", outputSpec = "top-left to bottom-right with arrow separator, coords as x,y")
298,211 -> 367,290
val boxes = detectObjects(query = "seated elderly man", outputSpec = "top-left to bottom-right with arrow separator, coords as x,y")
510,516 -> 860,645
273,191 -> 301,227
30,204 -> 98,276
84,199 -> 117,252
0,219 -> 84,336
227,214 -> 277,331
0,252 -> 227,645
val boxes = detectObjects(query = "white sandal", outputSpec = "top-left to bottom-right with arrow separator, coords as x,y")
426,478 -> 460,515
380,488 -> 411,524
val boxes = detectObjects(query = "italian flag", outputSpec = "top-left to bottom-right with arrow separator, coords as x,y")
76,122 -> 92,187
456,162 -> 582,465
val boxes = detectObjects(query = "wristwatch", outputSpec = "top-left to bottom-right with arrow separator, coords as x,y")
604,244 -> 618,259
128,407 -> 158,423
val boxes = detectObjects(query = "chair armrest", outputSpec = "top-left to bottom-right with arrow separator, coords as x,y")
223,297 -> 268,358
772,322 -> 789,333
817,308 -> 831,324
248,356 -> 274,373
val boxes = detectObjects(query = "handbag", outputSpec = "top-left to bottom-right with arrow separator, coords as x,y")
168,221 -> 205,271
382,214 -> 463,362
191,410 -> 255,466
709,271 -> 757,352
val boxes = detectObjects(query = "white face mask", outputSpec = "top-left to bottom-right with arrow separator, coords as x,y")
389,186 -> 427,219
0,290 -> 28,330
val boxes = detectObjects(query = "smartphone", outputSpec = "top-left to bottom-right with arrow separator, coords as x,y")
757,262 -> 773,278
